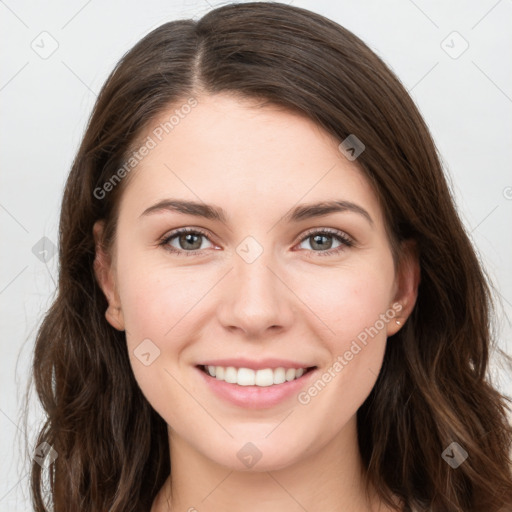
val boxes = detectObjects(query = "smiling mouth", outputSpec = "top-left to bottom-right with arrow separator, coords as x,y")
197,364 -> 317,387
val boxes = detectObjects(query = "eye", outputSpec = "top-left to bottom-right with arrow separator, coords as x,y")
159,227 -> 215,256
296,228 -> 354,256
158,227 -> 354,257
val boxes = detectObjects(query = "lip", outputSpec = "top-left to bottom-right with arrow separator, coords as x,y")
196,358 -> 315,371
195,364 -> 318,409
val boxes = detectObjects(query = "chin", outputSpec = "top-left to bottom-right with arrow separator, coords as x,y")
201,436 -> 311,473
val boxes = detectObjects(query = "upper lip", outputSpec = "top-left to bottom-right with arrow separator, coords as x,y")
196,358 -> 317,371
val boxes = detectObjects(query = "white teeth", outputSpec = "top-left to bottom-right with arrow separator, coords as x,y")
255,368 -> 274,387
237,367 -> 255,386
285,368 -> 295,381
224,366 -> 238,384
215,366 -> 224,380
204,365 -> 310,386
273,367 -> 286,384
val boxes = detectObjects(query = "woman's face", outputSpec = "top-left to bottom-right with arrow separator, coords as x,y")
94,93 -> 417,471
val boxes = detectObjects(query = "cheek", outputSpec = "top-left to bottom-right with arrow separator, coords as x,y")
116,245 -> 207,342
115,254 -> 204,407
293,255 -> 396,344
291,254 -> 395,400
301,260 -> 395,406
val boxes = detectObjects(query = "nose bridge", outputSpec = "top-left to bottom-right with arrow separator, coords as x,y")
218,235 -> 293,335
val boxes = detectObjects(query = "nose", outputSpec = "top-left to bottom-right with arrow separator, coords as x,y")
216,251 -> 295,338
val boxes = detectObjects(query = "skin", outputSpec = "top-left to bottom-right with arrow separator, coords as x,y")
94,93 -> 420,512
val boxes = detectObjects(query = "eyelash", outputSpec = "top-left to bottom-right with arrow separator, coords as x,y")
158,227 -> 354,257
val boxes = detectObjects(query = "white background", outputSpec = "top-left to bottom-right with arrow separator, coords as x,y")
1,0 -> 511,509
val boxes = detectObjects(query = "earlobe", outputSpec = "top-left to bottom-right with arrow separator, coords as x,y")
387,239 -> 421,337
105,304 -> 125,332
93,220 -> 125,332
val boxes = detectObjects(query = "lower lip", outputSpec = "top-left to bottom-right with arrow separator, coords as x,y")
195,365 -> 318,409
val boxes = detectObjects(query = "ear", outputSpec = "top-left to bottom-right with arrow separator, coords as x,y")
93,220 -> 125,331
386,239 -> 420,337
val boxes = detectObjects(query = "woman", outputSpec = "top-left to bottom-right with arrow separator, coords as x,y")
28,2 -> 512,511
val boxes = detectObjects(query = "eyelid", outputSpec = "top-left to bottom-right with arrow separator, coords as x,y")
296,226 -> 354,245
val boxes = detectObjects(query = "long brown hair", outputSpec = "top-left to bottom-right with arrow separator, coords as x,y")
27,2 -> 512,511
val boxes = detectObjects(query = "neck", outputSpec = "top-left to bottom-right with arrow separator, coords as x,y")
151,416 -> 396,512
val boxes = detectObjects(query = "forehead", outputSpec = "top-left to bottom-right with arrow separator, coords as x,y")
116,93 -> 383,228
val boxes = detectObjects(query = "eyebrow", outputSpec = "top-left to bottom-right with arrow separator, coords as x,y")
139,199 -> 374,226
